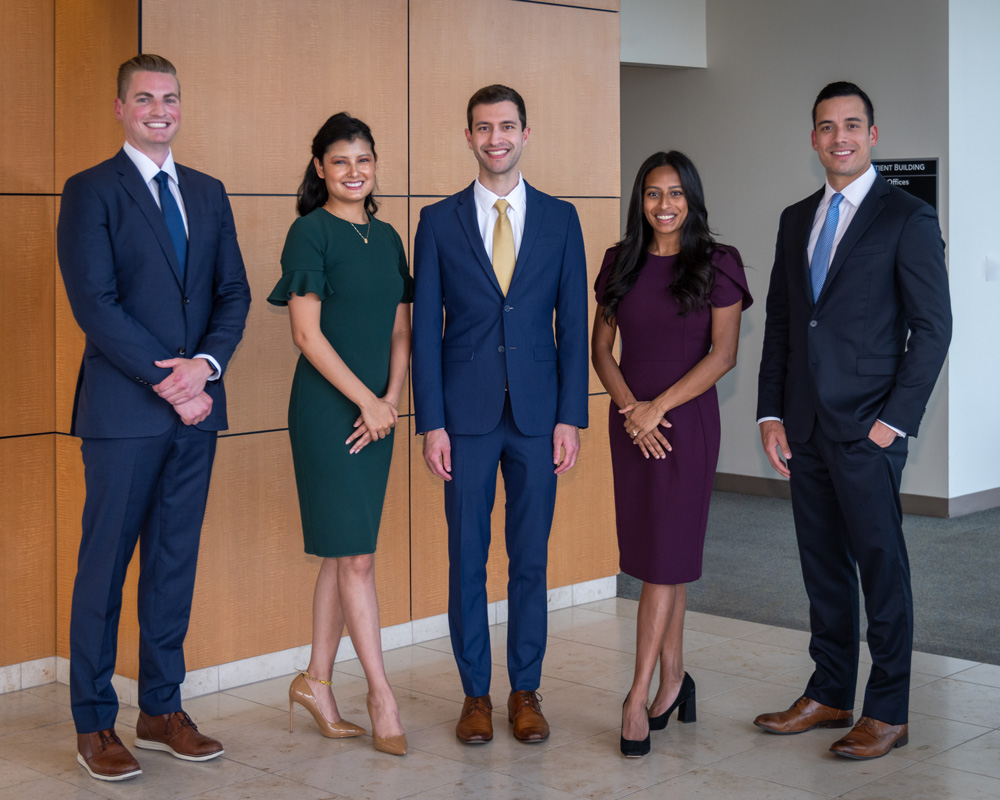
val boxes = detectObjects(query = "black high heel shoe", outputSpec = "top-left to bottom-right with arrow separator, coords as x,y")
620,696 -> 651,757
648,672 -> 696,731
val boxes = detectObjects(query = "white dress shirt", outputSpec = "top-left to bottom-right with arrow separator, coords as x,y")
472,174 -> 526,260
122,142 -> 220,380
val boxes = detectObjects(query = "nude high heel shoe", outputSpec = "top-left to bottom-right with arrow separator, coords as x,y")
288,673 -> 366,738
366,694 -> 407,755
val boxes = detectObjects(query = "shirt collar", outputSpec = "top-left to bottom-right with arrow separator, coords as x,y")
123,141 -> 179,186
824,163 -> 876,208
473,173 -> 526,217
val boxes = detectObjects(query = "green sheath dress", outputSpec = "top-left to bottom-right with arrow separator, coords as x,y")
267,209 -> 412,557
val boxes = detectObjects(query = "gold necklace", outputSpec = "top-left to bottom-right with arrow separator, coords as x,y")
348,218 -> 371,245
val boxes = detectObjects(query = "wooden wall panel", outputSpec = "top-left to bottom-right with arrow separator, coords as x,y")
408,394 -> 618,622
183,427 -> 411,671
0,438 -> 56,667
409,0 -> 619,197
142,0 -> 408,196
0,197 -> 55,436
39,0 -> 619,684
0,0 -> 54,193
228,196 -> 412,435
54,0 -> 138,188
549,394 -> 618,585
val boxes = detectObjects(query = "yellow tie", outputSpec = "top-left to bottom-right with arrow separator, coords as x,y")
492,198 -> 515,294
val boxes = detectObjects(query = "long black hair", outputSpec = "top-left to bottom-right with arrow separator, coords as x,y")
296,113 -> 379,218
600,151 -> 716,322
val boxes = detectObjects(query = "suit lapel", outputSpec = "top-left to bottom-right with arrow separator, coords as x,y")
797,189 -> 824,309
456,182 -> 504,294
821,175 -> 888,297
508,181 -> 543,295
115,149 -> 185,288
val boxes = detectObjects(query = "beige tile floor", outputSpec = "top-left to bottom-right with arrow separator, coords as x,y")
2,599 -> 999,799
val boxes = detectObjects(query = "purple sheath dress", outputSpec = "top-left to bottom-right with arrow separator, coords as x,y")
595,245 -> 752,584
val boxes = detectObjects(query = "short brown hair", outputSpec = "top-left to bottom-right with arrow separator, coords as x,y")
466,84 -> 526,131
117,54 -> 178,100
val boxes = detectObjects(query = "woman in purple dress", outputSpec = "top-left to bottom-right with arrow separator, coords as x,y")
592,151 -> 752,757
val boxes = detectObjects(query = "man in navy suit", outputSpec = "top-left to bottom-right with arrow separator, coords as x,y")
57,54 -> 250,781
412,85 -> 588,744
754,82 -> 951,759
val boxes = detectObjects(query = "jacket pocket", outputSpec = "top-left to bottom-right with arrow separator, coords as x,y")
857,355 -> 900,375
444,346 -> 474,362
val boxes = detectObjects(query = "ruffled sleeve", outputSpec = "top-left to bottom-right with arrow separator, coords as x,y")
593,246 -> 618,305
267,214 -> 334,306
710,244 -> 753,311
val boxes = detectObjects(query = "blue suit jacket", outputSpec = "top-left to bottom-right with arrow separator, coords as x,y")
58,149 -> 251,438
412,181 -> 589,437
757,173 -> 951,441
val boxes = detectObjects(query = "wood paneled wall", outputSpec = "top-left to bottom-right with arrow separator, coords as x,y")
2,0 -> 620,677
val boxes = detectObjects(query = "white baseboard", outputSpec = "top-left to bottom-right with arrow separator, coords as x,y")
4,576 -> 616,699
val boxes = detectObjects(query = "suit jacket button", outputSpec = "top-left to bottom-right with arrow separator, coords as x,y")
504,304 -> 512,312
178,346 -> 187,355
809,320 -> 818,328
184,296 -> 191,304
498,345 -> 505,353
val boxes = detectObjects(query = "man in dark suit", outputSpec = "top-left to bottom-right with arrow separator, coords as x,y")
754,82 -> 951,759
57,54 -> 250,781
412,85 -> 588,744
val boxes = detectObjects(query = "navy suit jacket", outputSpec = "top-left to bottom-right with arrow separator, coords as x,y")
412,181 -> 589,437
58,149 -> 251,438
757,173 -> 951,441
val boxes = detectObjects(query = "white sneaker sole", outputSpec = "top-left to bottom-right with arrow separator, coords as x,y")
76,753 -> 142,781
134,738 -> 224,761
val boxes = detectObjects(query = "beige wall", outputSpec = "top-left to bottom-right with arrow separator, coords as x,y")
620,0 -> 950,501
1,0 -> 621,675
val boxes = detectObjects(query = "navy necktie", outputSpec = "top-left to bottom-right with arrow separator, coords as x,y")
154,171 -> 187,276
811,192 -> 843,301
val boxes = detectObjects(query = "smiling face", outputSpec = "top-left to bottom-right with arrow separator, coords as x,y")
465,100 -> 529,192
642,165 -> 688,253
314,137 -> 376,218
114,70 -> 181,165
811,94 -> 878,190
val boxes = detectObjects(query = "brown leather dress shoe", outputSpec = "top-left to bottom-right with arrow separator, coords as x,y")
753,696 -> 854,734
134,710 -> 224,761
508,690 -> 549,742
77,729 -> 142,781
456,695 -> 493,743
830,716 -> 908,759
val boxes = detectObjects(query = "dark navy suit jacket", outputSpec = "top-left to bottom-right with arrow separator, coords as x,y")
412,180 -> 589,437
757,173 -> 951,442
58,149 -> 251,438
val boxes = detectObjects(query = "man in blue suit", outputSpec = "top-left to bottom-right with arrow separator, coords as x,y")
412,85 -> 589,744
755,82 -> 951,759
57,54 -> 250,781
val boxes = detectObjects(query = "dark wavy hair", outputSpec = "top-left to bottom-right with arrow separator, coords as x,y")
297,113 -> 379,218
600,151 -> 716,322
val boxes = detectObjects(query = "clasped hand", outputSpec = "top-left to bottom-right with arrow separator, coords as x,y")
346,396 -> 398,454
619,400 -> 672,460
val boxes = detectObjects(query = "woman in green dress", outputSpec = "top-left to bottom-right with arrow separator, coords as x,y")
268,114 -> 411,755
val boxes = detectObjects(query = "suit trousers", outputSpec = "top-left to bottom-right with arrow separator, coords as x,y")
70,422 -> 217,733
788,421 -> 912,725
444,395 -> 558,698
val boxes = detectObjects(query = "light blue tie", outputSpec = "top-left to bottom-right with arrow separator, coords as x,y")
811,192 -> 843,302
154,171 -> 187,277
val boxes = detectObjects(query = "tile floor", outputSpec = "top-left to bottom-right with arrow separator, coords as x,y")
2,599 -> 999,799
